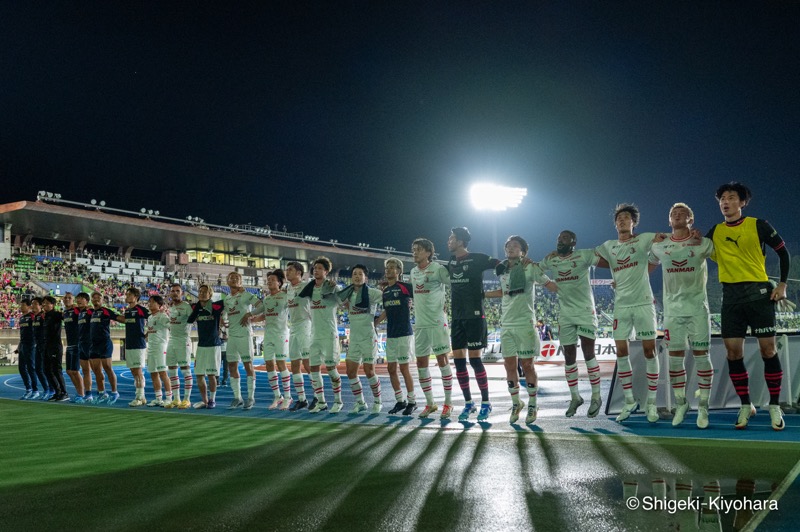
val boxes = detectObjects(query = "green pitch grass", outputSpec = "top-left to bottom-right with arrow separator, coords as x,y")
1,400 -> 797,531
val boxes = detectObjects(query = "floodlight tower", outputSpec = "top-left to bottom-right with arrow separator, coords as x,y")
470,183 -> 527,258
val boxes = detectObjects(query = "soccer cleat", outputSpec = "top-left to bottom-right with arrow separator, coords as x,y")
58,393 -> 70,402
440,404 -> 453,420
329,401 -> 344,414
228,398 -> 244,409
458,401 -> 477,421
128,398 -> 146,407
587,396 -> 602,418
147,398 -> 162,407
388,401 -> 407,414
280,397 -> 293,411
402,402 -> 418,416
509,401 -> 525,424
193,401 -> 208,409
96,393 -> 110,405
179,399 -> 191,410
350,400 -> 367,414
308,397 -> 318,411
47,393 -> 59,402
243,398 -> 256,410
769,405 -> 785,431
164,399 -> 180,409
268,397 -> 283,410
735,404 -> 756,429
370,401 -> 382,414
20,390 -> 32,400
565,396 -> 585,418
42,392 -> 53,401
477,403 -> 492,421
290,399 -> 308,412
207,400 -> 216,409
525,404 -> 539,424
108,392 -> 119,405
309,401 -> 328,414
84,394 -> 94,404
672,400 -> 689,427
73,396 -> 86,404
646,402 -> 659,423
29,391 -> 41,400
418,404 -> 438,418
615,401 -> 639,422
696,403 -> 709,429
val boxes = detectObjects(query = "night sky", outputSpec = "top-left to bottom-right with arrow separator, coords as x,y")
3,2 -> 799,261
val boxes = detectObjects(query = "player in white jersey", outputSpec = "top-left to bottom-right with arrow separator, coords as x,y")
224,271 -> 264,410
541,231 -> 604,418
342,264 -> 384,414
165,284 -> 194,409
485,236 -> 555,424
145,295 -> 174,407
259,269 -> 293,410
649,203 -> 715,428
285,261 -> 312,411
595,203 -> 660,423
297,257 -> 345,413
410,238 -> 452,419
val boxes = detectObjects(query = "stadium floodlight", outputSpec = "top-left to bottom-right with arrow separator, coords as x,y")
91,199 -> 97,205
470,183 -> 527,211
154,211 -> 159,216
38,190 -> 46,197
99,201 -> 106,207
54,194 -> 61,199
140,208 -> 147,214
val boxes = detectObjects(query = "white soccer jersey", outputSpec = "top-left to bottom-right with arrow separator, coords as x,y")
262,290 -> 289,338
167,301 -> 193,341
286,281 -> 311,326
498,262 -> 550,328
540,249 -> 599,319
595,233 -> 656,308
146,312 -> 171,356
410,261 -> 450,328
224,290 -> 261,338
650,236 -> 713,317
308,283 -> 343,340
347,287 -> 383,343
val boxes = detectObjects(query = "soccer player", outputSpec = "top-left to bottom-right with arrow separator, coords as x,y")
447,227 -> 500,421
165,283 -> 194,409
341,264 -> 384,414
485,236 -> 555,424
410,238 -> 452,419
224,271 -> 263,410
286,261 -> 312,411
260,269 -> 293,410
144,295 -> 173,407
297,257 -> 345,413
187,284 -> 225,408
88,291 -> 121,404
376,257 -> 417,416
650,203 -> 715,428
120,288 -> 151,406
540,230 -> 604,418
30,297 -> 51,399
75,292 -> 93,402
706,182 -> 791,430
15,299 -> 38,399
61,292 -> 86,402
42,296 -> 68,401
595,204 -> 660,422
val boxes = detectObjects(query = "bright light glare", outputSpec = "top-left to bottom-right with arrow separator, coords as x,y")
470,183 -> 528,211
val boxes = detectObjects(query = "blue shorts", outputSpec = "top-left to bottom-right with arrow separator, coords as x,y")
79,343 -> 91,361
66,346 -> 80,371
90,339 -> 113,359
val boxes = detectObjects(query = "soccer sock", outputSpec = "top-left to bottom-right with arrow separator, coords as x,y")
311,371 -> 323,402
418,367 -> 433,406
280,369 -> 292,398
526,384 -> 538,409
675,479 -> 693,502
268,370 -> 279,395
616,356 -> 634,402
508,381 -> 520,406
165,389 -> 173,401
209,390 -> 216,401
645,356 -> 659,403
622,480 -> 638,499
439,363 -> 453,404
350,376 -> 364,403
394,387 -> 405,402
694,354 -> 713,403
136,385 -> 145,400
246,375 -> 255,400
763,356 -> 783,405
368,374 -> 381,399
454,358 -> 471,402
183,372 -> 193,400
328,368 -> 342,403
668,355 -> 686,402
170,369 -> 181,402
293,373 -> 306,401
652,478 -> 667,499
407,392 -> 416,404
231,377 -> 241,400
469,357 -> 490,402
585,357 -> 601,398
564,363 -> 579,399
727,358 -> 750,404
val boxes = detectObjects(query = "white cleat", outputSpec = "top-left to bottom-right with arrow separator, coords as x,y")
616,401 -> 639,422
769,404 -> 785,431
525,404 -> 539,424
309,401 -> 328,414
329,401 -> 344,414
509,401 -> 525,424
279,397 -> 293,411
735,404 -> 756,429
565,396 -> 584,417
646,402 -> 659,423
672,400 -> 689,427
349,401 -> 367,414
128,398 -> 146,407
370,401 -> 382,414
696,403 -> 709,429
268,397 -> 283,410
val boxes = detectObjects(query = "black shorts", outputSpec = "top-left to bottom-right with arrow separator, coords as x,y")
721,297 -> 776,338
451,318 -> 487,351
66,346 -> 80,371
78,343 -> 91,361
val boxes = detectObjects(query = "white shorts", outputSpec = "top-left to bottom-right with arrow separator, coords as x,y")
289,322 -> 311,361
309,335 -> 340,367
414,325 -> 451,358
125,348 -> 146,369
346,338 -> 378,364
558,315 -> 598,346
386,335 -> 413,364
166,338 -> 192,367
663,313 -> 711,352
195,346 -> 222,376
500,327 -> 540,359
613,305 -> 657,341
146,348 -> 168,373
263,334 -> 289,361
226,335 -> 253,363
